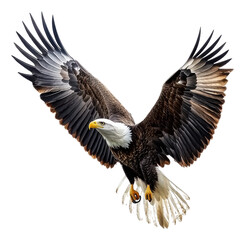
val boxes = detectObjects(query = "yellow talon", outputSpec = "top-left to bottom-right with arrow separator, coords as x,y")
145,185 -> 153,202
130,184 -> 141,203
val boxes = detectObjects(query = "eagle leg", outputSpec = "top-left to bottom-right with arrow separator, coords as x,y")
122,165 -> 141,203
139,157 -> 158,202
140,157 -> 158,202
145,184 -> 153,202
130,184 -> 141,203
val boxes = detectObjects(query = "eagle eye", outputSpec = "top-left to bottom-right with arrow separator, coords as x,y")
100,122 -> 105,126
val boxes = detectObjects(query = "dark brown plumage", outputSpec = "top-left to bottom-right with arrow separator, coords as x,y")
111,30 -> 231,190
14,13 -> 135,168
13,14 -> 232,228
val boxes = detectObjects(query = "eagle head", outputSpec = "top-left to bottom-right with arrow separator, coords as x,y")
89,118 -> 132,149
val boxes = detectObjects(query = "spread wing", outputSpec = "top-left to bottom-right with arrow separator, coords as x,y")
138,30 -> 232,167
13,14 -> 134,168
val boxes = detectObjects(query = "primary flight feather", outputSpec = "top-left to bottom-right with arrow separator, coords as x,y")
13,13 -> 232,228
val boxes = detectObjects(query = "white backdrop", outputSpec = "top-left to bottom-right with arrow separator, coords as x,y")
1,0 -> 244,239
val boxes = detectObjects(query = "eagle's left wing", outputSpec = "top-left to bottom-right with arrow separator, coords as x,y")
137,30 -> 232,167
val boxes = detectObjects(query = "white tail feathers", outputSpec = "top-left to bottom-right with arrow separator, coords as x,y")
116,169 -> 190,228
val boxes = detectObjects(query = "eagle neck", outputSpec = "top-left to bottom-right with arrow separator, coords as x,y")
98,122 -> 133,149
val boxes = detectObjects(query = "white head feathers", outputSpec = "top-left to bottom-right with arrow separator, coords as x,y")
89,118 -> 132,149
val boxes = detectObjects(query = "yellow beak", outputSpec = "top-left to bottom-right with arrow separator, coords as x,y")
89,121 -> 102,130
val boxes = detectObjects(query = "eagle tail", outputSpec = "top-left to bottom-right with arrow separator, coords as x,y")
116,169 -> 190,228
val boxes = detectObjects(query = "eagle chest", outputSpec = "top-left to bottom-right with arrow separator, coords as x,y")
111,132 -> 152,170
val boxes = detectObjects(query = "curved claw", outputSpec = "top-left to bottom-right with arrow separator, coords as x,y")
130,184 -> 141,204
131,195 -> 141,204
145,185 -> 153,202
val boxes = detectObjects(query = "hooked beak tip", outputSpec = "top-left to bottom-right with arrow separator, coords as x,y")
89,121 -> 96,130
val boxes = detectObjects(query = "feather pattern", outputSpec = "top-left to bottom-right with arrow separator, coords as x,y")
13,13 -> 134,168
14,15 -> 232,229
116,169 -> 189,228
138,29 -> 232,167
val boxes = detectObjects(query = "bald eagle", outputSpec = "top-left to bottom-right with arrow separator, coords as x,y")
13,14 -> 232,228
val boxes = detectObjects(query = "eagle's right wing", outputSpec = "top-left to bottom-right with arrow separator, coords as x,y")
13,14 -> 132,168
